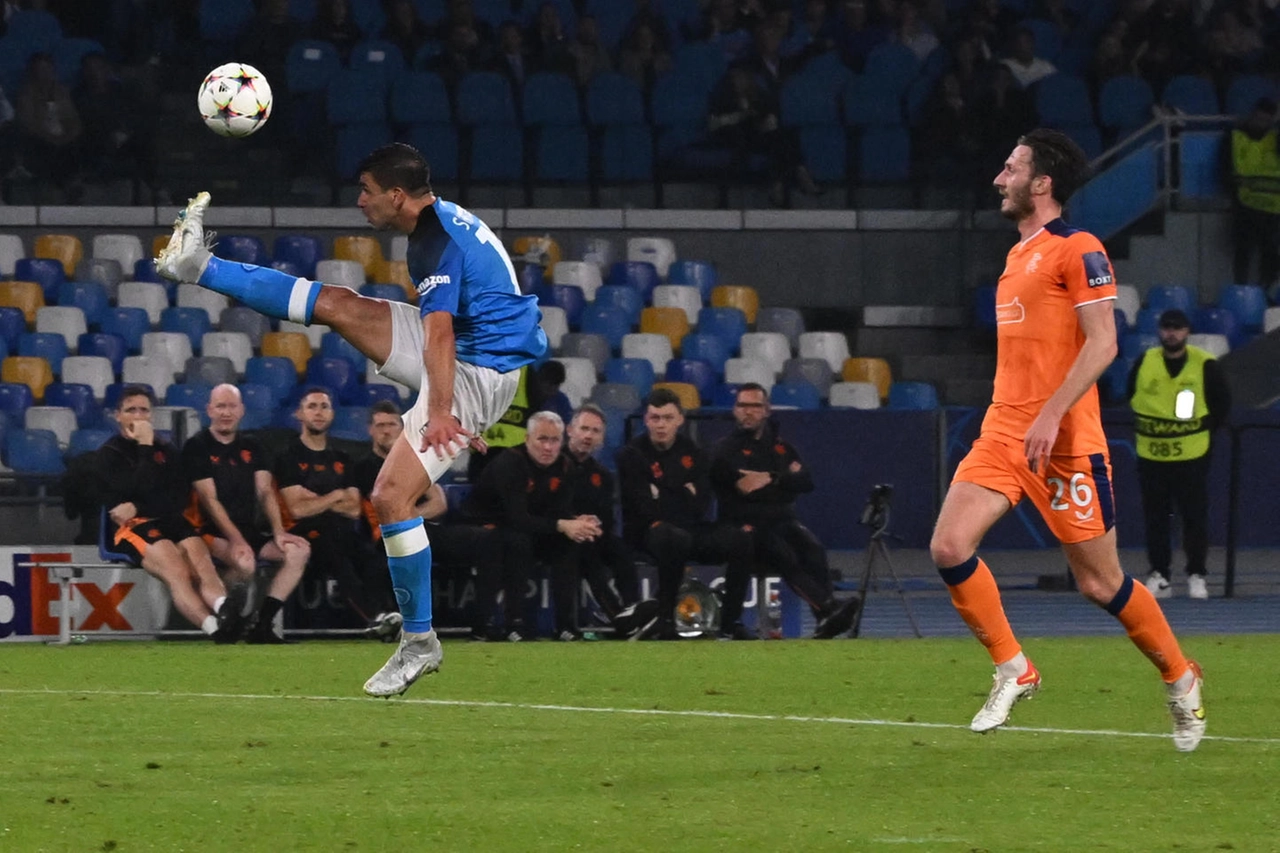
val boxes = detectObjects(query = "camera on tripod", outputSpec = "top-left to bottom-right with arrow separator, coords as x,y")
859,483 -> 893,531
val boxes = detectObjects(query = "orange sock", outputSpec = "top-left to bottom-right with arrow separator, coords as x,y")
1105,575 -> 1190,683
938,556 -> 1021,665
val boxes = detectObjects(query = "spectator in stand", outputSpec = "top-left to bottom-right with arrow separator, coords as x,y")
620,0 -> 673,54
527,1 -> 574,76
690,0 -> 759,64
1227,97 -> 1280,290
973,63 -> 1036,180
535,360 -> 574,425
1128,0 -> 1198,92
617,19 -> 671,95
309,0 -> 363,62
1029,0 -> 1079,42
14,52 -> 82,193
780,0 -> 837,62
894,0 -> 939,62
831,0 -> 888,71
381,0 -> 432,65
916,71 -> 986,186
956,0 -> 1018,65
1089,24 -> 1134,97
1204,0 -> 1268,80
492,21 -> 531,92
567,13 -> 613,89
616,388 -> 755,641
738,16 -> 802,95
430,16 -> 494,89
237,0 -> 302,88
74,52 -> 156,194
1001,26 -> 1057,89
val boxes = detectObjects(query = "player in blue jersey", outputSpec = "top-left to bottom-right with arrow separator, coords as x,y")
156,143 -> 548,696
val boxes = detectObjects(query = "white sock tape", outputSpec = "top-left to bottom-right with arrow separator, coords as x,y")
383,524 -> 430,558
287,277 -> 313,324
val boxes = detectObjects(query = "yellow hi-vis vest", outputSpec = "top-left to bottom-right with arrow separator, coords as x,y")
1231,128 -> 1280,214
480,364 -> 531,448
1130,345 -> 1213,461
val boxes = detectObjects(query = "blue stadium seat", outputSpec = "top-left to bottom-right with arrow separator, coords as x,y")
679,333 -> 730,376
0,382 -> 34,421
1122,331 -> 1159,360
349,37 -> 407,90
305,356 -> 356,401
390,71 -> 451,124
216,234 -> 269,266
1135,306 -> 1162,335
842,75 -> 902,127
770,380 -> 822,410
973,284 -> 997,333
335,123 -> 395,179
651,69 -> 715,168
238,381 -> 276,413
273,234 -> 323,279
696,307 -> 747,355
1020,17 -> 1063,62
327,68 -> 388,125
403,122 -> 460,182
670,41 -> 729,95
0,307 -> 25,351
76,332 -> 126,373
1098,357 -> 1132,405
1099,75 -> 1154,137
1225,74 -> 1278,118
863,42 -> 920,95
592,285 -> 643,327
165,382 -> 214,412
456,72 -> 522,182
57,42 -> 105,87
1035,73 -> 1094,126
198,0 -> 255,44
43,382 -> 98,427
15,257 -> 65,302
245,356 -> 298,403
66,427 -> 113,457
1195,306 -> 1243,349
1145,285 -> 1197,315
1217,284 -> 1267,333
887,380 -> 939,410
320,331 -> 368,372
100,307 -> 150,353
331,405 -> 372,441
56,282 -> 109,328
606,261 -> 659,305
585,71 -> 651,181
605,357 -> 656,399
5,428 -> 65,475
18,333 -> 67,375
580,304 -> 631,351
858,126 -> 911,183
537,284 -> 586,330
518,264 -> 544,294
133,258 -> 163,284
1179,131 -> 1224,199
359,283 -> 408,303
668,260 -> 718,303
664,358 -> 717,402
286,38 -> 343,95
524,71 -> 589,182
468,124 -> 524,182
347,382 -> 401,407
1160,75 -> 1219,115
159,307 -> 213,352
8,8 -> 61,54
712,382 -> 742,408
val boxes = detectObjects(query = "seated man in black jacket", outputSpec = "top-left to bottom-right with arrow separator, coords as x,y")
616,387 -> 754,640
100,384 -> 246,641
462,410 -> 602,640
710,383 -> 858,639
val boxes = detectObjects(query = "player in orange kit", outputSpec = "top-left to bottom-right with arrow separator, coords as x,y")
930,128 -> 1205,751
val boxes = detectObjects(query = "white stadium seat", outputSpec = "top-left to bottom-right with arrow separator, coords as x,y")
176,283 -> 229,319
35,306 -> 87,351
201,331 -> 254,375
652,284 -> 702,325
92,234 -> 145,275
141,332 -> 194,376
552,261 -> 603,302
118,281 -> 170,325
829,381 -> 881,409
25,406 -> 77,449
798,331 -> 851,374
724,356 -> 775,391
627,237 -> 677,280
122,354 -> 175,399
620,332 -> 674,377
553,356 -> 597,408
1188,333 -> 1229,358
540,306 -> 569,350
739,332 -> 791,376
61,356 -> 115,401
315,259 -> 366,289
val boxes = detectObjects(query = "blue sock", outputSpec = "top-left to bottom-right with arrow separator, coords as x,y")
380,517 -> 433,633
199,256 -> 321,324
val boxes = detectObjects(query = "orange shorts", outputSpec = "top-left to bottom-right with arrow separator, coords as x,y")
952,435 -> 1116,544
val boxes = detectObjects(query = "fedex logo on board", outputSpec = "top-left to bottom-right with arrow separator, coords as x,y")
0,553 -> 135,638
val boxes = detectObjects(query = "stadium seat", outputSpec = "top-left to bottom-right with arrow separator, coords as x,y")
552,261 -> 603,302
166,382 -> 214,413
315,258 -> 367,290
91,234 -> 145,275
553,357 -> 598,408
887,380 -> 939,410
176,283 -> 230,319
17,333 -> 67,375
1098,75 -> 1155,137
35,306 -> 86,352
540,306 -> 569,350
755,307 -> 805,350
588,382 -> 642,413
829,381 -> 882,409
621,332 -> 676,378
6,428 -> 65,476
739,332 -> 791,376
122,355 -> 174,399
0,280 -> 45,325
651,381 -> 700,411
74,258 -> 124,299
347,382 -> 401,407
797,331 -> 851,374
23,405 -> 74,449
1225,74 -> 1277,117
160,307 -> 213,352
0,381 -> 34,420
558,333 -> 611,374
781,357 -> 833,399
56,281 -> 109,328
60,356 -> 114,401
605,357 -> 656,399
44,382 -> 98,427
117,281 -> 170,326
1160,74 -> 1219,115
1194,307 -> 1242,349
696,307 -> 747,354
627,237 -> 677,280
592,285 -> 643,327
151,405 -> 200,440
711,285 -> 759,325
652,285 -> 702,325
579,304 -> 631,352
304,356 -> 357,402
0,307 -> 21,353
523,72 -> 590,182
141,331 -> 195,376
667,260 -> 718,303
1217,284 -> 1267,333
723,357 -> 775,391
679,333 -> 730,376
2,356 -> 53,400
320,332 -> 368,372
538,284 -> 587,329
66,427 -> 112,457
1134,306 -> 1162,335
1122,332 -> 1159,360
184,355 -> 237,387
246,355 -> 299,401
15,257 -> 66,302
1265,307 -> 1280,334
274,234 -> 323,279
261,332 -> 313,375
328,404 -> 370,441
278,320 -> 329,351
770,380 -> 821,410
519,264 -> 545,294
842,357 -> 892,401
1145,284 -> 1197,315
0,233 -> 23,277
639,307 -> 690,353
607,261 -> 660,304
1115,284 -> 1141,327
360,283 -> 408,303
216,234 -> 269,266
663,358 -> 716,403
333,235 -> 385,281
202,331 -> 254,375
218,306 -> 272,347
33,234 -> 83,277
364,360 -> 410,401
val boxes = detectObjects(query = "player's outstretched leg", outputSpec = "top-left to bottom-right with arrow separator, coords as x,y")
156,191 -> 323,324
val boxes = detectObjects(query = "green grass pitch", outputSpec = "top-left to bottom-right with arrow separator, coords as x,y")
2,635 -> 1278,852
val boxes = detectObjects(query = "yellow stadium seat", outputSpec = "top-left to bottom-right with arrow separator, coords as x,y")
151,234 -> 171,258
261,331 -> 313,375
842,357 -> 893,401
33,234 -> 84,278
333,235 -> 385,280
640,306 -> 691,354
0,281 -> 46,325
2,356 -> 55,401
651,381 -> 700,411
512,235 -> 562,275
378,259 -> 416,301
711,285 -> 759,325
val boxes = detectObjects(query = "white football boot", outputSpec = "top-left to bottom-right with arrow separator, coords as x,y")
1168,661 -> 1206,752
363,629 -> 443,697
156,191 -> 214,283
970,658 -> 1041,733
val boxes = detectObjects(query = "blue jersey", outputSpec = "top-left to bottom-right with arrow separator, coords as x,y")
406,199 -> 548,372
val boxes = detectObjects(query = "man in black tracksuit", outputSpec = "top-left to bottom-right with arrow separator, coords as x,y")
616,387 -> 754,640
462,410 -> 603,640
710,383 -> 858,638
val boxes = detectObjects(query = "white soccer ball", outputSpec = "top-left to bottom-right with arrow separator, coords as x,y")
197,62 -> 273,138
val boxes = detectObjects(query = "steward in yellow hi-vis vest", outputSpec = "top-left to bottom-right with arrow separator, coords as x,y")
1125,309 -> 1231,600
1228,97 -> 1280,289
468,364 -> 535,481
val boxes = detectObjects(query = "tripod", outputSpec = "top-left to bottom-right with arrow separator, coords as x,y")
849,486 -> 922,638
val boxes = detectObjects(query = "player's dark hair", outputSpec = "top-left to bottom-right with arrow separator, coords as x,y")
357,143 -> 432,196
116,384 -> 156,409
297,386 -> 333,405
735,382 -> 768,400
369,400 -> 401,420
1017,128 -> 1090,206
647,387 -> 683,413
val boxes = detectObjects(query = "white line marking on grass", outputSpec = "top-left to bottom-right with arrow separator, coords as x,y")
3,688 -> 1278,746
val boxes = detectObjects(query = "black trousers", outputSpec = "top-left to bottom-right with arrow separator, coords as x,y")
1232,204 -> 1280,288
292,517 -> 384,620
575,534 -> 640,619
482,527 -> 581,633
749,519 -> 834,615
1137,455 -> 1211,578
640,521 -> 753,628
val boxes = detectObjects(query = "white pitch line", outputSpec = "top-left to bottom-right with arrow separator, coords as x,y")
3,688 -> 1278,746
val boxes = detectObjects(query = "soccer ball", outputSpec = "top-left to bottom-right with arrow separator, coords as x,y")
197,62 -> 273,138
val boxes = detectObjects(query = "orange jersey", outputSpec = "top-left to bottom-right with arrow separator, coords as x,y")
983,218 -> 1117,455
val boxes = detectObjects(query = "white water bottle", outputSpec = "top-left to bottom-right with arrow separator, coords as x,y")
762,585 -> 782,639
